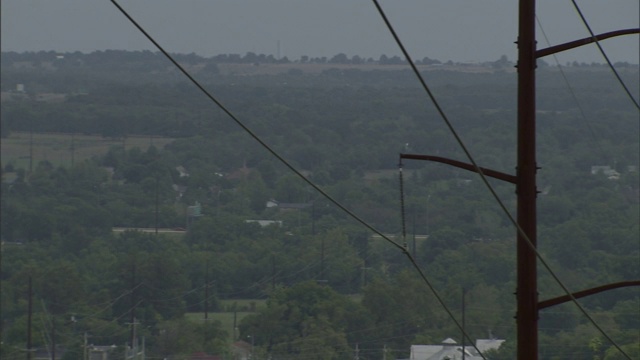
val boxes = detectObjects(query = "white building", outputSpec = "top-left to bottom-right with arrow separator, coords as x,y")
409,337 -> 505,360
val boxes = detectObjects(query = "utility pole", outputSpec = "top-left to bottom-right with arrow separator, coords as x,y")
27,276 -> 32,360
425,194 -> 431,240
155,176 -> 159,236
516,1 -> 538,358
361,260 -> 371,289
203,261 -> 209,351
70,132 -> 75,167
412,212 -> 416,258
514,5 -> 640,360
130,262 -> 137,349
128,317 -> 138,360
83,333 -> 88,360
233,305 -> 237,341
51,317 -> 56,360
248,335 -> 254,359
461,288 -> 466,360
29,126 -> 34,173
399,7 -> 638,356
311,202 -> 316,236
40,300 -> 57,360
204,260 -> 209,321
271,253 -> 276,291
320,236 -> 325,281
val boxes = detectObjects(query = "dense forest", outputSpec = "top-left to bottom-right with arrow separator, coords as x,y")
1,51 -> 638,360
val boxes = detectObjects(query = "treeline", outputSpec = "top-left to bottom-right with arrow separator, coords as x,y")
0,50 -> 445,67
1,139 -> 638,359
1,51 -> 638,359
3,50 -> 635,69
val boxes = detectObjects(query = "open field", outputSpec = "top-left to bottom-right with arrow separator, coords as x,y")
186,311 -> 254,342
219,299 -> 266,312
1,132 -> 174,169
186,300 -> 266,341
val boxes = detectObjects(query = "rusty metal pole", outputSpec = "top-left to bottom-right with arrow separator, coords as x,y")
517,0 -> 538,359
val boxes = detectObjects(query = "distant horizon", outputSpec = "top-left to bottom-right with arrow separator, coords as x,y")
2,49 -> 639,66
2,1 -> 638,65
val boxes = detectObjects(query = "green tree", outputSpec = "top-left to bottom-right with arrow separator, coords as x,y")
240,281 -> 360,359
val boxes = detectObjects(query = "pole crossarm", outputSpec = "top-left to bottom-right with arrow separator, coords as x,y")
538,280 -> 640,310
536,28 -> 640,58
400,153 -> 517,184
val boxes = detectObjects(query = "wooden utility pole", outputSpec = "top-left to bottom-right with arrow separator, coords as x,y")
27,276 -> 33,360
130,263 -> 137,348
271,253 -> 276,291
29,127 -> 34,173
204,260 -> 209,321
412,212 -> 417,258
233,305 -> 238,340
320,236 -> 325,281
155,176 -> 159,236
70,132 -> 75,167
461,288 -> 466,360
203,259 -> 210,351
83,333 -> 88,360
51,318 -> 56,360
360,260 -> 367,289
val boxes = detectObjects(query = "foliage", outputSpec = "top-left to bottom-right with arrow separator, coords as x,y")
1,51 -> 638,359
238,281 -> 357,360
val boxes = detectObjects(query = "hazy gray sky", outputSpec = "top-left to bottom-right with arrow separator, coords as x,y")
2,1 -> 638,64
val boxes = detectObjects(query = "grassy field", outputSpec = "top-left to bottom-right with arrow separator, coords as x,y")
186,311 -> 253,341
1,132 -> 174,170
219,299 -> 266,312
186,299 -> 266,341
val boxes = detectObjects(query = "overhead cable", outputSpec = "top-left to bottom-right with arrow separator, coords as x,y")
370,0 -> 630,358
109,1 -> 488,357
109,0 -> 402,251
535,15 -> 608,162
571,0 -> 640,110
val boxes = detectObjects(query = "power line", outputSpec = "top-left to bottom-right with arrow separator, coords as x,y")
570,0 -> 640,110
109,0 -> 403,251
108,1 -> 489,357
108,1 -> 633,357
535,15 -> 609,162
69,284 -> 144,321
369,0 -> 631,358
